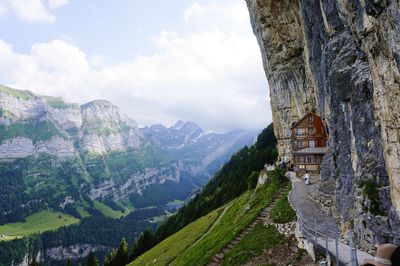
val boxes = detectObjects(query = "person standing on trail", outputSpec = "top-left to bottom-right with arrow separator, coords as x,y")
304,171 -> 310,185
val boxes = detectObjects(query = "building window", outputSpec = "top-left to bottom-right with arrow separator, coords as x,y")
307,156 -> 313,164
299,165 -> 305,169
297,128 -> 303,135
299,156 -> 305,163
308,115 -> 313,123
297,141 -> 303,148
308,127 -> 314,134
297,140 -> 308,149
309,140 -> 315,148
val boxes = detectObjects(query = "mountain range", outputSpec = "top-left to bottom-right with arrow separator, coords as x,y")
0,84 -> 258,224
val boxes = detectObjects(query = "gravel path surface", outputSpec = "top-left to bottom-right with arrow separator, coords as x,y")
288,175 -> 338,238
288,173 -> 374,264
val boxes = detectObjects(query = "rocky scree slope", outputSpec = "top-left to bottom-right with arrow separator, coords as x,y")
0,85 -> 256,224
246,0 -> 400,249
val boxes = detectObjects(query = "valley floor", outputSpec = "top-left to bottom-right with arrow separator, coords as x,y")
0,211 -> 79,240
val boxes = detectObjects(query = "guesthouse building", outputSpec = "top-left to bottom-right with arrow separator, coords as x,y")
291,112 -> 328,173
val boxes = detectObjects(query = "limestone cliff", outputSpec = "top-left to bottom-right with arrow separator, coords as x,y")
0,85 -> 142,157
247,0 -> 400,248
0,85 -> 258,225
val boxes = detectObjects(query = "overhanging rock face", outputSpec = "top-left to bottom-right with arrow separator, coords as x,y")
246,0 -> 400,248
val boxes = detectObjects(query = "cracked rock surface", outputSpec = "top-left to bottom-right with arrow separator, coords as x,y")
247,0 -> 400,249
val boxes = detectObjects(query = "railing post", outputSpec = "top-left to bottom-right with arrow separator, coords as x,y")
325,222 -> 329,261
314,217 -> 317,244
335,230 -> 339,266
348,230 -> 358,266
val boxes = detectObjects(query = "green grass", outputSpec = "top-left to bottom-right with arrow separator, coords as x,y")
0,235 -> 21,241
222,224 -> 283,266
82,120 -> 131,136
0,85 -> 35,100
170,179 -> 283,266
167,199 -> 184,206
0,108 -> 16,119
130,208 -> 222,266
76,206 -> 91,218
363,181 -> 384,216
116,199 -> 135,212
0,211 -> 79,239
0,121 -> 66,144
151,215 -> 169,224
270,187 -> 297,223
93,200 -> 127,219
44,96 -> 71,109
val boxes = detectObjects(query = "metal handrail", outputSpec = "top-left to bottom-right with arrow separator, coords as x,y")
295,208 -> 358,266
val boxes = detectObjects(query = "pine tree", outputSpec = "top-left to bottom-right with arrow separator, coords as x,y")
85,251 -> 99,266
130,229 -> 154,261
103,250 -> 116,266
104,238 -> 129,266
115,238 -> 129,265
29,258 -> 39,266
65,258 -> 73,266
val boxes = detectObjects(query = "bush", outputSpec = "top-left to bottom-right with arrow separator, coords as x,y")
363,181 -> 384,216
268,167 -> 287,185
247,171 -> 259,190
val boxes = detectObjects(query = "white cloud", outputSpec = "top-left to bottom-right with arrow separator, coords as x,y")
0,1 -> 270,132
0,1 -> 7,17
31,39 -> 89,73
10,0 -> 55,22
183,2 -> 219,21
0,0 -> 69,23
183,1 -> 250,29
48,0 -> 69,9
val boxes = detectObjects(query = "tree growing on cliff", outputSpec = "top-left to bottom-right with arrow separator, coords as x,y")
85,251 -> 99,266
29,258 -> 39,266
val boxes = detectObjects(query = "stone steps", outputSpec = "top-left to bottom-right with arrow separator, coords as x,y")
207,185 -> 290,266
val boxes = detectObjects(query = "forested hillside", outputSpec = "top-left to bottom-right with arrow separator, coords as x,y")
0,120 -> 275,265
109,124 -> 278,265
155,123 -> 277,239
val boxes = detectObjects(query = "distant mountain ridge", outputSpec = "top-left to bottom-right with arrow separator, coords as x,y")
0,85 -> 141,158
0,84 -> 258,225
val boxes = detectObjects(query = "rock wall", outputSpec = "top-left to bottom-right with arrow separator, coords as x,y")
0,87 -> 142,157
247,0 -> 400,248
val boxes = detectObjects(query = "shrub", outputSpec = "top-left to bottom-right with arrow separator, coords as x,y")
247,171 -> 259,190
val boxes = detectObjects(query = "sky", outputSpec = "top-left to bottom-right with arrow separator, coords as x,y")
0,0 -> 272,132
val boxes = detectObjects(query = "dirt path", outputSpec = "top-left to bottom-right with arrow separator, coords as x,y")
190,204 -> 232,248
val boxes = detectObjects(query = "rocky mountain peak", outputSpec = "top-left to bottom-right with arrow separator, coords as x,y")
81,99 -> 115,109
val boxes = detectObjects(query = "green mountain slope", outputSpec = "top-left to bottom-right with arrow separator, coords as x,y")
153,124 -> 277,242
109,124 -> 278,265
130,169 -> 286,266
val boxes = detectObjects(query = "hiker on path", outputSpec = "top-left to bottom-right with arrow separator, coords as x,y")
304,171 -> 310,185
